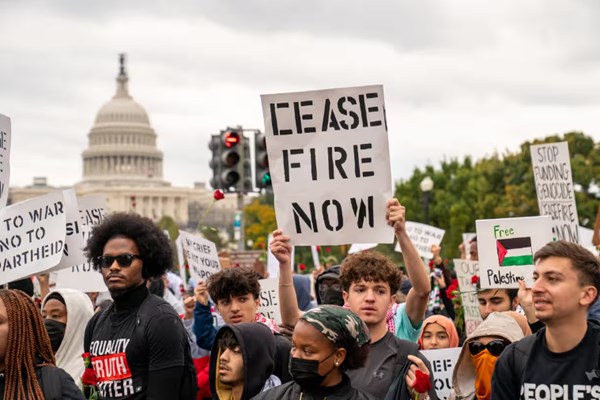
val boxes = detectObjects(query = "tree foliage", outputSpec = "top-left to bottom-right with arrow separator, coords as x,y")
394,131 -> 600,261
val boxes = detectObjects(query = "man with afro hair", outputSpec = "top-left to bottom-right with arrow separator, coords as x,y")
83,213 -> 196,399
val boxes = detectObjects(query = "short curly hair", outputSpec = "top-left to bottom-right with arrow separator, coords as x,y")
208,267 -> 262,302
340,251 -> 402,295
84,213 -> 173,280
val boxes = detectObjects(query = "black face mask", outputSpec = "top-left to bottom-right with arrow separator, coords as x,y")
44,319 -> 66,353
289,350 -> 337,387
319,288 -> 344,306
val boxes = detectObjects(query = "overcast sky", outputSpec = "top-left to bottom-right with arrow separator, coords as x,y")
2,0 -> 600,190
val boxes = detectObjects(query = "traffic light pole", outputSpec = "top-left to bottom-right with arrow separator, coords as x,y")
237,130 -> 245,251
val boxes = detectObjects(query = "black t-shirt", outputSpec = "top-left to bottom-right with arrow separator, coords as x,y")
494,325 -> 600,400
84,285 -> 193,399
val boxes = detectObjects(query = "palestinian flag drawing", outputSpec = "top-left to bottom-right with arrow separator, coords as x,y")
496,237 -> 533,267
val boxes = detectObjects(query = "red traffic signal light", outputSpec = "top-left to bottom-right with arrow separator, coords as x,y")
224,131 -> 241,148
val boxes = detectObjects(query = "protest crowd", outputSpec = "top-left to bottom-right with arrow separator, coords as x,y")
2,85 -> 600,400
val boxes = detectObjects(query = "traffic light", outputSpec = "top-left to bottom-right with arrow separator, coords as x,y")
254,131 -> 271,190
209,134 -> 222,190
208,128 -> 251,192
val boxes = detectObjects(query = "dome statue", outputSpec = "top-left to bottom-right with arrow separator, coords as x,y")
80,54 -> 168,187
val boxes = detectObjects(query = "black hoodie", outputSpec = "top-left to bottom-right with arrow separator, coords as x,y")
210,323 -> 277,400
315,265 -> 344,306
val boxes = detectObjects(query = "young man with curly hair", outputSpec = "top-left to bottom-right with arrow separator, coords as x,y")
271,199 -> 436,399
83,213 -> 196,399
193,267 -> 292,383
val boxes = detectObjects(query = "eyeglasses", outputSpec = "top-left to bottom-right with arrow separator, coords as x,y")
96,254 -> 142,269
468,339 -> 510,357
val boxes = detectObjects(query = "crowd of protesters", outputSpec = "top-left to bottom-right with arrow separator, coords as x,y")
1,200 -> 600,400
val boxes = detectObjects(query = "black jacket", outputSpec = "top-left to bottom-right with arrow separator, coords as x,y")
251,374 -> 377,400
0,365 -> 84,400
210,323 -> 278,400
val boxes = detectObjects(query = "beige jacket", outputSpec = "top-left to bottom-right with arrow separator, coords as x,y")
448,312 -> 524,400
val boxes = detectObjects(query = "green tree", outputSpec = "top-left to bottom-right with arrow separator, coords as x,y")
394,131 -> 600,262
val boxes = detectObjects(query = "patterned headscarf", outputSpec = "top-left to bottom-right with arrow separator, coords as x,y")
300,305 -> 370,352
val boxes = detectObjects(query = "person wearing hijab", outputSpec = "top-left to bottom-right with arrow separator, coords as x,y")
252,305 -> 376,400
419,315 -> 460,350
42,288 -> 95,388
448,312 -> 524,400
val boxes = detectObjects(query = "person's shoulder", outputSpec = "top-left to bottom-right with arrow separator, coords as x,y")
384,331 -> 419,353
251,381 -> 296,400
353,387 -> 379,400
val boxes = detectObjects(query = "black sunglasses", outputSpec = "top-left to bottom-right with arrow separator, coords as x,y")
468,339 -> 509,357
96,254 -> 142,269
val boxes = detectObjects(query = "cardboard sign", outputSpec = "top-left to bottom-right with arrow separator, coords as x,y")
179,231 -> 220,282
531,142 -> 579,243
421,347 -> 461,400
52,192 -> 107,271
0,191 -> 66,285
348,243 -> 378,254
258,278 -> 282,324
462,232 -> 476,259
230,251 -> 263,269
0,114 -> 10,209
475,216 -> 553,288
579,226 -> 599,256
267,234 -> 295,279
453,259 -> 483,335
394,222 -> 445,259
54,194 -> 109,292
261,85 -> 393,245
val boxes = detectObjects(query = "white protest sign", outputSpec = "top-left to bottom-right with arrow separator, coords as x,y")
0,114 -> 11,209
52,192 -> 107,271
55,195 -> 109,292
453,259 -> 483,335
531,142 -> 579,243
267,233 -> 295,279
421,347 -> 461,400
175,236 -> 187,287
179,230 -> 220,282
475,216 -> 553,288
394,222 -> 445,259
462,233 -> 476,259
261,85 -> 393,245
310,245 -> 321,270
348,243 -> 378,254
579,226 -> 599,256
0,191 -> 66,285
258,278 -> 282,324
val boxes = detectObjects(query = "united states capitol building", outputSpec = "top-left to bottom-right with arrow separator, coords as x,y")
9,55 -> 237,230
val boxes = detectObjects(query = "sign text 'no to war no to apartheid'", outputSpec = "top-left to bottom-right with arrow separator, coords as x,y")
261,85 -> 393,245
0,191 -> 67,285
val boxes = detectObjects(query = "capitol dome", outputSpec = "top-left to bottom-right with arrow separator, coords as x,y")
80,55 -> 168,187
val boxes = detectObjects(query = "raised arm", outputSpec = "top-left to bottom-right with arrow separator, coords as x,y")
270,229 -> 303,327
387,199 -> 431,326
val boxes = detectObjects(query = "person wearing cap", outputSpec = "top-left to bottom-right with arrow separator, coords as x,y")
252,305 -> 376,400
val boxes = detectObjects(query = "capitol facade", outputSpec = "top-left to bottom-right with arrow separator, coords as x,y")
9,55 -> 237,229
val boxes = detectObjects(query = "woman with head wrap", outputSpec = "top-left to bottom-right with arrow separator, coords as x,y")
419,315 -> 460,350
252,305 -> 376,400
42,288 -> 95,388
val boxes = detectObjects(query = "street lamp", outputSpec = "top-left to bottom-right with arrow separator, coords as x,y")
420,176 -> 434,225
